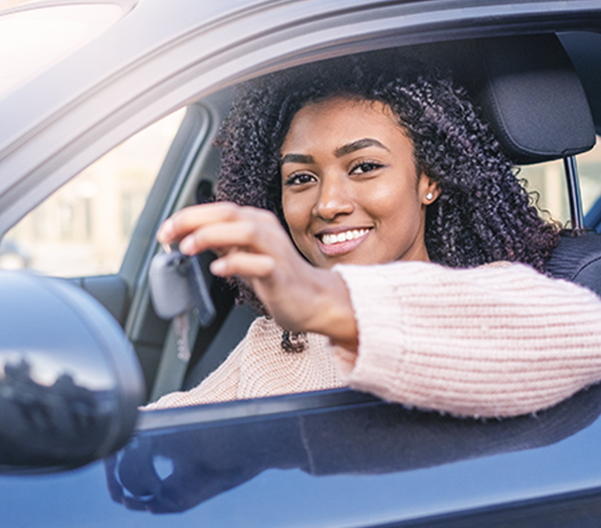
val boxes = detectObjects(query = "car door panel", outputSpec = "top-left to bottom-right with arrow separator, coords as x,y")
70,274 -> 130,327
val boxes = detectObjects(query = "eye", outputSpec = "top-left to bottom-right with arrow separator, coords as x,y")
350,161 -> 384,175
283,172 -> 315,186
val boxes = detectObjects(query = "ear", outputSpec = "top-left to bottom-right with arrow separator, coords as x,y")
418,173 -> 440,204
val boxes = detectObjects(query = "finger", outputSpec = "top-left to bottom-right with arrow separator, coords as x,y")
158,203 -> 239,244
179,220 -> 275,255
210,253 -> 275,279
157,203 -> 271,244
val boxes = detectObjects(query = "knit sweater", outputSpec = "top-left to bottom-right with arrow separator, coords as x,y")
146,261 -> 601,417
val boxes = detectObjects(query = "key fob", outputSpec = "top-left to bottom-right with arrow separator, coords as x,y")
149,250 -> 216,326
184,253 -> 216,326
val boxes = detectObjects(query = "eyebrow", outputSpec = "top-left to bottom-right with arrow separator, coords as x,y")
280,153 -> 315,165
281,138 -> 389,166
334,138 -> 389,157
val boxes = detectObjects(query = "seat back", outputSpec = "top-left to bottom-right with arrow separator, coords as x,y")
455,34 -> 601,294
455,34 -> 595,164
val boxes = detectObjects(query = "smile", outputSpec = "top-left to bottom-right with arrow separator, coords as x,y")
320,228 -> 370,245
316,228 -> 371,256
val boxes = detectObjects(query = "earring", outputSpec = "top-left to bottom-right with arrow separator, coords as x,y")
426,192 -> 434,201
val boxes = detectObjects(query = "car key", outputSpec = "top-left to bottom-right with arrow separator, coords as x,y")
149,245 -> 216,361
173,311 -> 191,362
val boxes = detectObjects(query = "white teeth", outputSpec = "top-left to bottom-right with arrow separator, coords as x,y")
321,229 -> 369,245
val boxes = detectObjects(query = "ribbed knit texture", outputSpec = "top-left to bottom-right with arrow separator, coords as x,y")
147,262 -> 601,417
145,316 -> 346,409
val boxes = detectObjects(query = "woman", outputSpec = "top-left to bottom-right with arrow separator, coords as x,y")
147,54 -> 601,417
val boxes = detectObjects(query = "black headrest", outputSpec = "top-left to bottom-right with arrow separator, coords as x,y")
456,34 -> 596,164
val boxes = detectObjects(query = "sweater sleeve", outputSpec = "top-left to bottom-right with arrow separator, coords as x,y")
332,261 -> 601,418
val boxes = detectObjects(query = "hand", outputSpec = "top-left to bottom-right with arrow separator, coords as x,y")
157,202 -> 358,349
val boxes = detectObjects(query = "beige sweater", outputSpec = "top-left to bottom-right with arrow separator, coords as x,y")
147,261 -> 601,417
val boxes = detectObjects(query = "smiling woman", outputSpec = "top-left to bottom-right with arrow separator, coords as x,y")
146,53 -> 601,418
280,97 -> 438,268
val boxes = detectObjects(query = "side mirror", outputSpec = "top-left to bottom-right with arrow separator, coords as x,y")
0,271 -> 145,472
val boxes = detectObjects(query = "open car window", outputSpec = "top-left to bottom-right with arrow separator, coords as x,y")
144,31 -> 601,409
149,69 -> 601,409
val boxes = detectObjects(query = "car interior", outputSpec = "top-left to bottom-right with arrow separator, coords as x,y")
4,30 -> 601,406
142,30 -> 601,405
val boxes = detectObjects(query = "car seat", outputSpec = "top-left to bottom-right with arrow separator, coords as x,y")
454,33 -> 601,295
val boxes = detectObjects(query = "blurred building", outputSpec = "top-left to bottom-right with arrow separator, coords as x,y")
0,110 -> 184,277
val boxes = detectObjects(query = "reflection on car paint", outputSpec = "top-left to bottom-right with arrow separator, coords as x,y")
107,383 -> 601,514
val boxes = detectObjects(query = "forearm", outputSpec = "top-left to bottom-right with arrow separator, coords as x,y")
304,268 -> 358,351
332,261 -> 601,418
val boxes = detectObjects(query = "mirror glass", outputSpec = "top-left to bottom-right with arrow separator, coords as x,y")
0,271 -> 144,471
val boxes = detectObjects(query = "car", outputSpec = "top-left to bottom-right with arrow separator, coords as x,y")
2,0 -> 601,526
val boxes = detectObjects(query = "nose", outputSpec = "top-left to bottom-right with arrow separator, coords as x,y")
312,173 -> 354,220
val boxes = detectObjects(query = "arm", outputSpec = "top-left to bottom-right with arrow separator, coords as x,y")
157,202 -> 358,345
331,261 -> 601,418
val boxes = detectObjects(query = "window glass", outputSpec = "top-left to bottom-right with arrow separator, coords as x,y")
0,109 -> 185,276
519,136 -> 601,227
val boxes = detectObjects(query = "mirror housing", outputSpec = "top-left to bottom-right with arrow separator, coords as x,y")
0,271 -> 145,472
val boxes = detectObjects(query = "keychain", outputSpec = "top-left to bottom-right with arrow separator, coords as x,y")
149,244 -> 216,361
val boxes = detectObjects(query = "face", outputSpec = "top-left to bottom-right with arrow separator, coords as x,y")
280,96 -> 439,269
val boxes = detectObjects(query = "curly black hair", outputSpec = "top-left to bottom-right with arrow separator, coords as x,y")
215,51 -> 559,310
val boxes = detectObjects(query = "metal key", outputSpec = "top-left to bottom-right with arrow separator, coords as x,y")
149,245 -> 216,362
173,311 -> 191,362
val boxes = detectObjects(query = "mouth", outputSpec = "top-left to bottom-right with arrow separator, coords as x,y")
316,228 -> 371,257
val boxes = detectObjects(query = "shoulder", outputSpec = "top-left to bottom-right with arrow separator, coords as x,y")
245,315 -> 283,341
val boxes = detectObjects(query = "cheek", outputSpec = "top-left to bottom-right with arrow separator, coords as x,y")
366,180 -> 417,220
282,197 -> 317,263
282,193 -> 312,241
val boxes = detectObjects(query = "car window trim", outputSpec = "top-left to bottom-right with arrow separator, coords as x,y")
137,387 -> 379,432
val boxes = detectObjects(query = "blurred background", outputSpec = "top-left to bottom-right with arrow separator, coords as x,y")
0,110 -> 185,276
